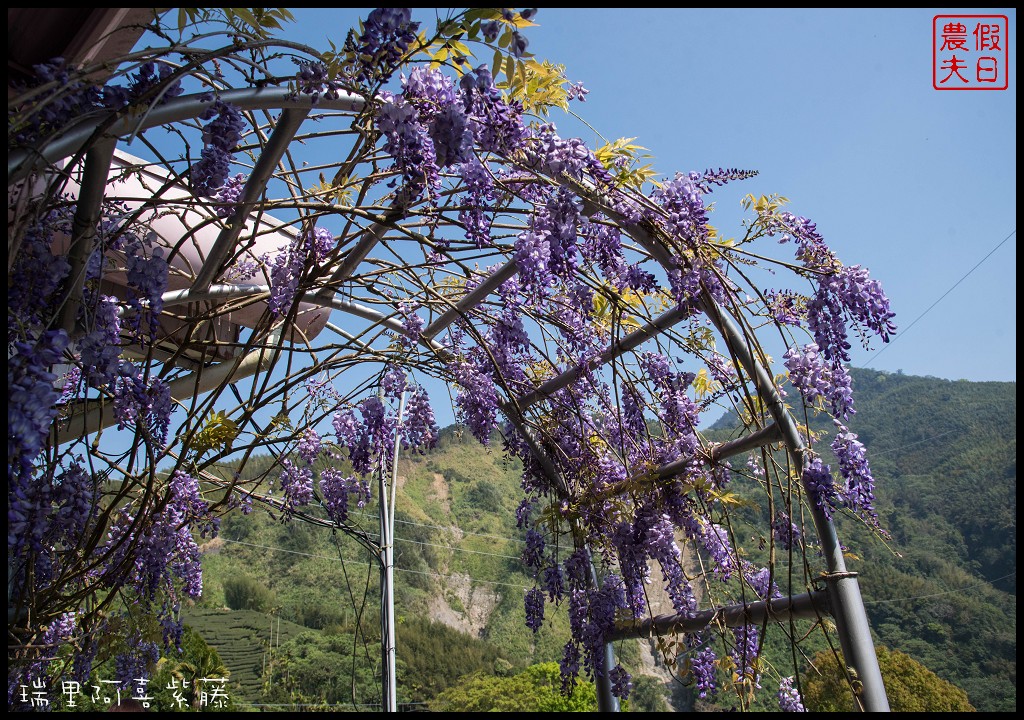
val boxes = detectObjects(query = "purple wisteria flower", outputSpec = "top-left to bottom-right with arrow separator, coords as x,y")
452,355 -> 499,445
541,563 -> 564,602
191,100 -> 245,198
772,512 -> 802,550
691,645 -> 718,698
279,459 -> 314,510
778,676 -> 807,712
459,158 -> 497,248
9,330 -> 69,487
125,61 -> 184,105
745,565 -> 780,600
802,456 -> 837,519
333,395 -> 399,477
831,421 -> 878,522
609,664 -> 633,699
429,103 -> 473,168
653,171 -> 710,248
350,8 -> 420,85
213,172 -> 247,218
377,93 -> 439,200
647,512 -> 697,616
114,636 -> 161,689
525,123 -> 609,183
292,59 -> 344,104
101,470 -> 214,603
297,428 -> 322,464
123,234 -> 169,341
320,468 -> 371,523
111,364 -> 174,447
381,364 -> 408,400
810,264 -> 896,361
764,290 -> 806,326
522,529 -> 545,572
267,225 -> 334,316
732,624 -> 762,689
566,80 -> 589,102
11,58 -> 179,146
460,65 -> 527,155
784,343 -> 855,420
403,67 -> 458,109
78,295 -> 122,387
773,212 -> 838,274
702,523 -> 736,581
403,387 -> 438,451
525,587 -> 545,632
693,167 -> 759,193
9,208 -> 72,333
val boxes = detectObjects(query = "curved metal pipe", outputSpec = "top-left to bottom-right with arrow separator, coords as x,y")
9,87 -> 366,183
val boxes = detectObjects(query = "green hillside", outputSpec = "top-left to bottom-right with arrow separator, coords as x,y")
711,368 -> 1016,711
185,369 -> 1014,711
180,608 -> 311,703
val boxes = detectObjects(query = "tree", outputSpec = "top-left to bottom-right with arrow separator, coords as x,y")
801,646 -> 975,712
430,662 -> 599,712
8,7 -> 897,710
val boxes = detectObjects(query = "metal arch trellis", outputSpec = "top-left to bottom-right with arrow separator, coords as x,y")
7,10 -> 892,713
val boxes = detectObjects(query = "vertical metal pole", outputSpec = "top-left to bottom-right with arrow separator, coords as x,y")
568,180 -> 890,710
809,502 -> 891,712
380,388 -> 406,712
587,551 -> 620,712
708,305 -> 890,712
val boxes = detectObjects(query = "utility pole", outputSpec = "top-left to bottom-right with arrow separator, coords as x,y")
379,389 -> 406,712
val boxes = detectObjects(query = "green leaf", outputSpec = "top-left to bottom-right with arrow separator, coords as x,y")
191,410 -> 240,456
491,47 -> 503,80
232,8 -> 257,30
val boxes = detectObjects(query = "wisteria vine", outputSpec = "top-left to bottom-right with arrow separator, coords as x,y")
7,6 -> 896,711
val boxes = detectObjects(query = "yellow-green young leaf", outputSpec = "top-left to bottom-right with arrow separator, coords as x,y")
501,59 -> 570,114
270,412 -> 292,431
449,40 -> 473,58
692,367 -> 722,401
491,47 -> 503,79
439,18 -> 460,37
191,411 -> 240,456
473,9 -> 503,22
231,8 -> 257,30
711,491 -> 756,509
512,13 -> 539,29
594,137 -> 660,190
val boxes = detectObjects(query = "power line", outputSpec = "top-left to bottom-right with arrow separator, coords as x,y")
217,536 -> 531,589
862,572 -> 1015,605
222,523 -> 523,561
347,507 -> 527,544
216,539 -> 1016,615
865,228 -> 1015,366
866,428 -> 959,458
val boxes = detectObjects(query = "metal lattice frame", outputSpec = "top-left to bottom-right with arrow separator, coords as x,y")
9,74 -> 890,711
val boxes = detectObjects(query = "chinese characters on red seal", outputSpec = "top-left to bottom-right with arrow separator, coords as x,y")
934,15 -> 1009,90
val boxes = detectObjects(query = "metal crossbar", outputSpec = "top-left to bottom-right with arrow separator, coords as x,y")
24,87 -> 890,712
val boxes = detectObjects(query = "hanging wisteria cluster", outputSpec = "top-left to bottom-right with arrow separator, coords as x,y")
7,7 -> 895,711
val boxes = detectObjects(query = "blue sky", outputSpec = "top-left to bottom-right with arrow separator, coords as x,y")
283,7 -> 1015,385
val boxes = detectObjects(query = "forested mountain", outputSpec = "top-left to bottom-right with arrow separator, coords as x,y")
185,368 -> 1014,712
711,367 -> 1016,711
